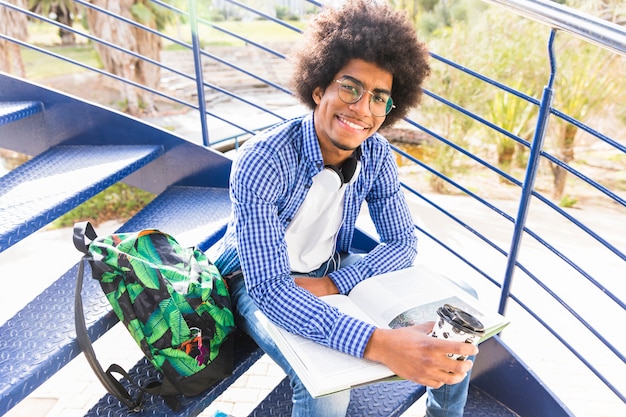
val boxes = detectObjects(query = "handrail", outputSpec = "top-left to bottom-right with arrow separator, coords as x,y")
483,0 -> 626,56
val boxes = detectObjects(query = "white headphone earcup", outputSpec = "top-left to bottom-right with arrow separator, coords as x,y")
317,167 -> 343,192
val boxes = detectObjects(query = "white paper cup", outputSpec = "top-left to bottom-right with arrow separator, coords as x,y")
430,303 -> 485,360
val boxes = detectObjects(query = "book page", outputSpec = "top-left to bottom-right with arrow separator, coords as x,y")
287,295 -> 381,381
347,265 -> 509,341
256,295 -> 395,397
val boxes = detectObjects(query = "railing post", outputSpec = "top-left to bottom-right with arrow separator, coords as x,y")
498,29 -> 558,315
188,0 -> 210,146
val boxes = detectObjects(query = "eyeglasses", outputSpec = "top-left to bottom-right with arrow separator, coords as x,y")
334,78 -> 395,117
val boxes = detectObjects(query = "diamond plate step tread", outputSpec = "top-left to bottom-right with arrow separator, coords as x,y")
249,376 -> 519,417
464,386 -> 519,416
0,144 -> 164,252
0,101 -> 44,127
249,377 -> 426,417
0,186 -> 233,416
85,332 -> 263,417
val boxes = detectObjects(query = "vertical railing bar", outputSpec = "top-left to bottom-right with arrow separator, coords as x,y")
498,29 -> 558,315
398,154 -> 626,310
153,0 -> 290,93
422,87 -> 626,207
398,121 -> 624,262
409,182 -> 626,364
0,41 -> 255,144
481,0 -> 626,57
188,0 -> 209,147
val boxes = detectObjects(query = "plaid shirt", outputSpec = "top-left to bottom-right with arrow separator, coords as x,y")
214,113 -> 417,357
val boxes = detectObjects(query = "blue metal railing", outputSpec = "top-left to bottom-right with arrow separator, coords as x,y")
406,1 -> 625,408
0,0 -> 301,146
0,0 -> 624,414
500,28 -> 558,315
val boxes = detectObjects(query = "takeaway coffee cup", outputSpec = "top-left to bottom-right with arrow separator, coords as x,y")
431,303 -> 485,360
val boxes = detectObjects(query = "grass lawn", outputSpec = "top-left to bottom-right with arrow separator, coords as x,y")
22,45 -> 102,80
22,20 -> 305,79
163,19 -> 306,49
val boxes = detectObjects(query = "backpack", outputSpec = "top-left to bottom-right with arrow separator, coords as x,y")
73,221 -> 236,411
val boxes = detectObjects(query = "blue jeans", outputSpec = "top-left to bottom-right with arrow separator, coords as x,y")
228,254 -> 472,417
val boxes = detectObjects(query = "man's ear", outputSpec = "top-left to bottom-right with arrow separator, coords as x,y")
312,86 -> 324,105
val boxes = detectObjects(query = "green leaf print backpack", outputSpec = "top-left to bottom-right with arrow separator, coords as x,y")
73,221 -> 235,412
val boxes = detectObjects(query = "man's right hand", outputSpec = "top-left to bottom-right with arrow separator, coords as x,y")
363,322 -> 478,388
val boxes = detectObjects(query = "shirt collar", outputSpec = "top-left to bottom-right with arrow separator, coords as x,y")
301,113 -> 325,170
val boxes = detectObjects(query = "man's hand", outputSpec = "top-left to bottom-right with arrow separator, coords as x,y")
294,276 -> 339,297
363,322 -> 478,388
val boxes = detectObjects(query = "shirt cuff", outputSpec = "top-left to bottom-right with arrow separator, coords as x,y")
327,313 -> 377,358
329,264 -> 368,295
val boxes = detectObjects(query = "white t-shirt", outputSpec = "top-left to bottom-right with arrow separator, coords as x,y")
284,169 -> 347,272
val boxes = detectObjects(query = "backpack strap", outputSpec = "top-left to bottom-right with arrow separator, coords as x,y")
74,235 -> 146,412
73,221 -> 98,255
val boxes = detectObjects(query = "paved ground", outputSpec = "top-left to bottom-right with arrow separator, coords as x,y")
1,192 -> 624,417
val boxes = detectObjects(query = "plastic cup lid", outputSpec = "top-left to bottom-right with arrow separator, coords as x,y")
437,303 -> 485,335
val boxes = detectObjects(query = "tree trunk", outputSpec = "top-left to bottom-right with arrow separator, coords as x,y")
497,144 -> 515,184
550,123 -> 577,200
55,5 -> 76,46
0,0 -> 28,78
429,175 -> 448,194
86,0 -> 161,116
133,25 -> 161,114
497,141 -> 514,166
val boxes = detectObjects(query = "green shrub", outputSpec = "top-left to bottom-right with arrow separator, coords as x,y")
559,194 -> 578,208
53,183 -> 156,228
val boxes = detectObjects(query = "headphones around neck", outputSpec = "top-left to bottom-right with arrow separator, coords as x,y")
317,147 -> 362,192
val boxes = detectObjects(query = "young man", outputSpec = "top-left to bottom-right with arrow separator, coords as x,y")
213,1 -> 477,416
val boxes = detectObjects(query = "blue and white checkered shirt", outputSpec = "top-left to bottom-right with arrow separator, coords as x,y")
214,113 -> 417,358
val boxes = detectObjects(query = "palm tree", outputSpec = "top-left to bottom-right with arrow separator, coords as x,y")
85,0 -> 175,115
545,0 -> 624,201
0,0 -> 29,77
28,0 -> 77,45
549,39 -> 619,200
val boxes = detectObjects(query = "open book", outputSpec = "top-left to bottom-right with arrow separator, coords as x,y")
257,264 -> 510,398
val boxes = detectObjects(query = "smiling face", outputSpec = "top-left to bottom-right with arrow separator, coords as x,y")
312,59 -> 393,166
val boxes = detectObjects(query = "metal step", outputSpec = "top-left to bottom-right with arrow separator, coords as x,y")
0,144 -> 164,252
248,377 -> 518,417
0,101 -> 43,127
0,185 -> 233,416
84,332 -> 263,417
